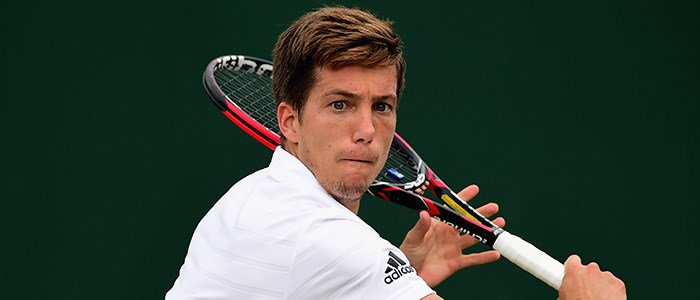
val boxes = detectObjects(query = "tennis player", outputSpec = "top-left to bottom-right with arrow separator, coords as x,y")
166,6 -> 625,299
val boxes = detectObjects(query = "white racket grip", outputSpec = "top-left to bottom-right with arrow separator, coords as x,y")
493,231 -> 564,290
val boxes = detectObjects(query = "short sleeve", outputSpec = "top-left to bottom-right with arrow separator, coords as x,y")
287,212 -> 434,299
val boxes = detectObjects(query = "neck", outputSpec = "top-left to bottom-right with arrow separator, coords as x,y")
335,197 -> 360,215
282,142 -> 362,215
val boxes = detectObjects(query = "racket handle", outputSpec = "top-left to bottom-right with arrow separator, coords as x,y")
493,231 -> 564,290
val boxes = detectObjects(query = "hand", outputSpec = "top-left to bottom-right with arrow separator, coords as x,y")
558,255 -> 626,300
400,184 -> 506,287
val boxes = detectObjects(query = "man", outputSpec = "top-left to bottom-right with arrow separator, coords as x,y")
167,6 -> 625,299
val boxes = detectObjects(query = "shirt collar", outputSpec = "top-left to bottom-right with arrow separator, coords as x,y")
268,146 -> 325,192
267,146 -> 369,222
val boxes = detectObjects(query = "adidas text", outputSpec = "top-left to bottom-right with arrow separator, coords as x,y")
384,265 -> 416,284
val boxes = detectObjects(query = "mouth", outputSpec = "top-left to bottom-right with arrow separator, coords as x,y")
342,158 -> 375,164
338,149 -> 382,167
338,153 -> 384,182
340,153 -> 379,165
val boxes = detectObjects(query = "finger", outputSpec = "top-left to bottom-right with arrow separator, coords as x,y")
475,202 -> 499,218
492,216 -> 506,228
564,254 -> 582,271
457,184 -> 479,202
459,233 -> 479,249
457,217 -> 506,249
413,182 -> 430,195
431,217 -> 460,239
403,211 -> 432,246
458,250 -> 501,269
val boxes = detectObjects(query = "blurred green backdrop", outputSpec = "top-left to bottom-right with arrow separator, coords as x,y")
2,0 -> 697,299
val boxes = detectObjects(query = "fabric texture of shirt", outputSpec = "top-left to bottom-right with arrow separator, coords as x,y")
166,147 -> 434,299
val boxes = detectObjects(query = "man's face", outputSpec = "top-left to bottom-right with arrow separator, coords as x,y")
285,65 -> 398,207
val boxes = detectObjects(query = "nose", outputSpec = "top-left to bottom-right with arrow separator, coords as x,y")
352,107 -> 375,143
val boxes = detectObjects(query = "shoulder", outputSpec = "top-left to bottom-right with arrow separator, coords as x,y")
287,216 -> 434,299
208,167 -> 328,225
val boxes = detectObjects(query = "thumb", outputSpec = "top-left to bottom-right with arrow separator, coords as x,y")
404,211 -> 432,245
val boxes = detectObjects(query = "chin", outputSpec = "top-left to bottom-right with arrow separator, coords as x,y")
330,190 -> 365,205
322,178 -> 370,203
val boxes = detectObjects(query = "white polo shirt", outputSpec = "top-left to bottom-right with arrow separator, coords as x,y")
166,147 -> 434,299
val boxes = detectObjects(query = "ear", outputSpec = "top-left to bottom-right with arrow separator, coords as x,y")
277,102 -> 300,144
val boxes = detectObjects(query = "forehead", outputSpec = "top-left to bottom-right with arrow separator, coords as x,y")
311,65 -> 398,97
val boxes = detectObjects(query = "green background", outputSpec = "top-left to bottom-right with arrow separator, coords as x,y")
2,0 -> 697,298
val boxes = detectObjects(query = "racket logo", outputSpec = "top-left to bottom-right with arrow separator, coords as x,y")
383,251 -> 416,284
432,216 -> 488,243
214,55 -> 273,77
403,173 -> 425,190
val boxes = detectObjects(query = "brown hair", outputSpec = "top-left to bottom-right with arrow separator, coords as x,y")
272,6 -> 405,122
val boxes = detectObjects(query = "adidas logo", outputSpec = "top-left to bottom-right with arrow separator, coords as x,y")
383,251 -> 415,284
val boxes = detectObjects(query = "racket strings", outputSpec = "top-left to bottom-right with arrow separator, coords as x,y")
377,146 -> 420,184
215,68 -> 422,188
215,70 -> 279,131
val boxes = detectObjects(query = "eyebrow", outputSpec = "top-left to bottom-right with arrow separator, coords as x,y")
323,89 -> 397,102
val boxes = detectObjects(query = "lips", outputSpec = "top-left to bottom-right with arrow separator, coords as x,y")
343,158 -> 374,163
340,152 -> 379,164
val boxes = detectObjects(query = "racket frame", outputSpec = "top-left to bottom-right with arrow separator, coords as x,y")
202,54 -> 565,290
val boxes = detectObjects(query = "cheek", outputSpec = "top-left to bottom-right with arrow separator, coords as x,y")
377,114 -> 396,130
378,120 -> 396,140
299,128 -> 336,164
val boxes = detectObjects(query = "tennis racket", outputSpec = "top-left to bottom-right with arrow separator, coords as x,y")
203,54 -> 565,290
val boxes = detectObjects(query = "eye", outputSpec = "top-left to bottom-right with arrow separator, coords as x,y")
374,102 -> 392,112
331,101 -> 346,110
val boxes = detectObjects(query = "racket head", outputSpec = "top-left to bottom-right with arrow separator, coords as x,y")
203,55 -> 430,189
203,55 -> 280,150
